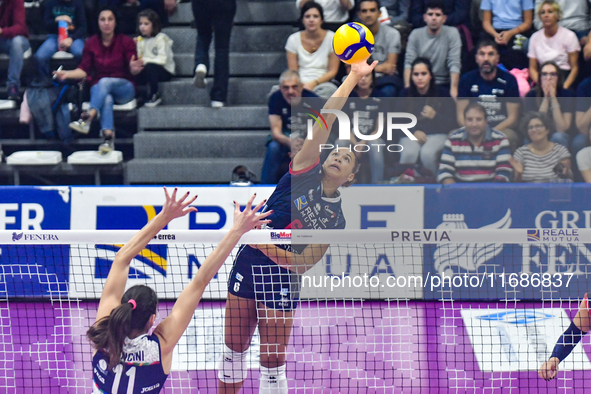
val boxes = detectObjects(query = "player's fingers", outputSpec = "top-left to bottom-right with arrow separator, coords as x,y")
182,194 -> 198,208
163,186 -> 170,201
233,201 -> 241,215
177,191 -> 190,205
253,199 -> 267,213
246,193 -> 256,211
257,209 -> 273,220
171,187 -> 178,202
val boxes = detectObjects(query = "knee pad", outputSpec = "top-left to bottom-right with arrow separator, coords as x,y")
217,344 -> 248,384
259,364 -> 288,394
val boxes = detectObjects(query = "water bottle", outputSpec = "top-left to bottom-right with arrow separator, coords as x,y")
58,20 -> 68,51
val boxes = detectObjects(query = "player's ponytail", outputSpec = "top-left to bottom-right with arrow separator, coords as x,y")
87,285 -> 158,370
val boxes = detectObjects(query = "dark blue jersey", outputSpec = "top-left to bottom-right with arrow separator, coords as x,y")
92,334 -> 168,394
228,160 -> 346,310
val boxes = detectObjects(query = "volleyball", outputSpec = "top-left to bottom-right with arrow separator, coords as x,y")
333,22 -> 375,64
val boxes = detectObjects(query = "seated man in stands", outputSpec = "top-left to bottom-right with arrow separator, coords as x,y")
0,0 -> 30,101
457,39 -> 521,152
410,0 -> 471,28
357,0 -> 401,97
404,0 -> 462,97
438,102 -> 513,184
260,70 -> 317,184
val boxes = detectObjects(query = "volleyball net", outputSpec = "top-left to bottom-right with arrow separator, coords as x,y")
1,228 -> 591,393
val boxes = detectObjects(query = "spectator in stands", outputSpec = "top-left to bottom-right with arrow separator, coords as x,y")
381,0 -> 410,26
410,0 -> 471,28
510,111 -> 572,182
99,0 -> 174,33
528,1 -> 579,89
336,64 -> 386,183
0,0 -> 30,101
357,0 -> 401,97
191,0 -> 236,107
399,58 -> 456,175
404,1 -> 461,97
480,0 -> 534,70
286,2 -> 339,98
54,7 -> 139,153
524,61 -> 574,147
576,146 -> 591,182
457,39 -> 521,152
575,78 -> 591,158
135,9 -> 174,107
34,0 -> 87,80
260,70 -> 318,184
296,0 -> 354,31
534,0 -> 591,45
438,102 -> 513,183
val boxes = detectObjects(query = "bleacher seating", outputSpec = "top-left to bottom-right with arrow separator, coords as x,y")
127,0 -> 296,184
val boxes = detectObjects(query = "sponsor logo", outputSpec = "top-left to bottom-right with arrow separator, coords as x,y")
294,196 -> 308,210
476,310 -> 554,325
391,230 -> 450,242
141,383 -> 160,393
271,231 -> 291,240
12,232 -> 23,241
98,359 -> 107,372
153,233 -> 176,240
14,233 -> 60,241
527,229 -> 540,242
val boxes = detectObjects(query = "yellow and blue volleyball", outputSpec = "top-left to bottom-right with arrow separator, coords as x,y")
333,22 -> 375,64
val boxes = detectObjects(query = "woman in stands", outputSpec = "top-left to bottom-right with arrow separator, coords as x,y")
87,187 -> 271,393
524,61 -> 576,148
285,1 -> 340,98
509,111 -> 572,182
539,293 -> 591,380
218,59 -> 377,394
528,0 -> 580,89
54,6 -> 140,153
398,58 -> 456,176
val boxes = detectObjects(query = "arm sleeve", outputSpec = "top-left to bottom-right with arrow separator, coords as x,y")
285,33 -> 298,54
494,138 -> 513,182
447,27 -> 462,74
124,36 -> 137,64
458,75 -> 470,97
70,0 -> 87,41
480,0 -> 492,11
1,0 -> 28,38
404,31 -> 418,69
78,40 -> 93,75
268,92 -> 282,115
44,0 -> 58,33
566,30 -> 582,53
437,138 -> 457,182
550,321 -> 587,362
513,147 -> 525,164
389,27 -> 401,54
522,0 -> 535,11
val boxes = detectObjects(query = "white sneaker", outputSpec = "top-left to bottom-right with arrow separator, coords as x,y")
211,100 -> 224,108
193,64 -> 207,88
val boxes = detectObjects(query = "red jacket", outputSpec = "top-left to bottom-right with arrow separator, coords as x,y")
78,34 -> 137,87
0,0 -> 29,38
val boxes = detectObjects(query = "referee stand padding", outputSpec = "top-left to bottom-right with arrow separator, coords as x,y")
4,150 -> 125,185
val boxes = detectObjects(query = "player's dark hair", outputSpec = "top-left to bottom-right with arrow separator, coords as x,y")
408,57 -> 437,97
520,111 -> 556,138
137,9 -> 162,37
463,102 -> 487,120
87,285 -> 158,370
300,1 -> 324,24
425,0 -> 446,14
476,38 -> 498,54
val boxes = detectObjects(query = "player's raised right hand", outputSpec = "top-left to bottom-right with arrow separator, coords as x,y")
350,60 -> 378,79
538,357 -> 559,381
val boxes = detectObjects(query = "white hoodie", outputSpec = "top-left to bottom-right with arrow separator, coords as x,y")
137,32 -> 175,75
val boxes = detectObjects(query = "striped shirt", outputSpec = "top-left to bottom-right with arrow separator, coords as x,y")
513,143 -> 571,183
438,127 -> 513,183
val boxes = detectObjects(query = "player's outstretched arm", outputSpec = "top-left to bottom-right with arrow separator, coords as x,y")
539,293 -> 590,381
153,195 -> 272,356
95,187 -> 197,324
292,60 -> 378,172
